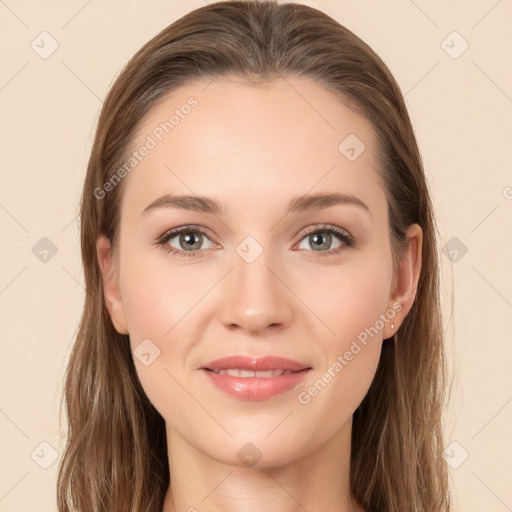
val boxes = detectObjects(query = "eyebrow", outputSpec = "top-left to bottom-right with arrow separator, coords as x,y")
141,192 -> 371,217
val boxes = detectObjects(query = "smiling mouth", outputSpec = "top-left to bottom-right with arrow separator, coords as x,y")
201,366 -> 312,400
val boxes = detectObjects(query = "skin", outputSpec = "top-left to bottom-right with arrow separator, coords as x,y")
96,75 -> 422,512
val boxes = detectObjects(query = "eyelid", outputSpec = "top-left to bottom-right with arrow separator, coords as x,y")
292,224 -> 355,254
296,223 -> 352,240
157,224 -> 216,243
158,223 -> 353,242
156,223 -> 355,257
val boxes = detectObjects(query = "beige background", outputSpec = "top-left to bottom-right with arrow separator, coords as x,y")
1,0 -> 511,510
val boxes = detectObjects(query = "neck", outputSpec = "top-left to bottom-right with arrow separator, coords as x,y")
161,418 -> 364,512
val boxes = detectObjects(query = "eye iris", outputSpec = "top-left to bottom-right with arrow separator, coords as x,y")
310,232 -> 331,251
180,232 -> 202,250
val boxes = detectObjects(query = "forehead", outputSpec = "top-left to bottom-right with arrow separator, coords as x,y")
121,75 -> 385,221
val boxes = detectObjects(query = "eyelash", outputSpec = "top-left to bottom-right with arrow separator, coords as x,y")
155,224 -> 356,259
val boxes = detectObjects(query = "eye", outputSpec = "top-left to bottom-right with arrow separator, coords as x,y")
157,226 -> 216,258
156,223 -> 356,258
295,224 -> 355,257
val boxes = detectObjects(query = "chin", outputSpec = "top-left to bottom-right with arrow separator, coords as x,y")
200,431 -> 311,470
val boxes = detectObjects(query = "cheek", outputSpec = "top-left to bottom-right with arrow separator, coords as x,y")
293,254 -> 392,411
119,247 -> 205,341
118,254 -> 205,422
302,251 -> 392,341
118,246 -> 216,406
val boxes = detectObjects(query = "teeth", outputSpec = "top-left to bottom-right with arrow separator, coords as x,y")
211,369 -> 294,377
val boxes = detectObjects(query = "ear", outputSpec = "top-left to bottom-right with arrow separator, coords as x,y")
383,223 -> 423,340
96,234 -> 129,335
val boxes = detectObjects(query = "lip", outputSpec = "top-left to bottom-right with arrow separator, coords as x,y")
200,355 -> 312,401
202,355 -> 310,372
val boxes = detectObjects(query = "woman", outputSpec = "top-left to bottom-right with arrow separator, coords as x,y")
57,1 -> 452,511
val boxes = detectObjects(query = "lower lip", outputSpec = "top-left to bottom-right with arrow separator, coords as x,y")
201,369 -> 311,400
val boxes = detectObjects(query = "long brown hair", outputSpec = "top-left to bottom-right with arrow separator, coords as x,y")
57,1 -> 452,510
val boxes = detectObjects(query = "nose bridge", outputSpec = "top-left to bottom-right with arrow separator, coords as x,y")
219,240 -> 293,333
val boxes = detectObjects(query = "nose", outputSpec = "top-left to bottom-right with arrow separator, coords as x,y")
218,248 -> 294,335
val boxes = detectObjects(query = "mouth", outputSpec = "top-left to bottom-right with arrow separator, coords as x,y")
200,355 -> 312,400
203,368 -> 308,377
201,355 -> 312,373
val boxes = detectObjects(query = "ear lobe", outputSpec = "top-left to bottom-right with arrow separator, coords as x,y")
384,223 -> 423,339
96,234 -> 129,335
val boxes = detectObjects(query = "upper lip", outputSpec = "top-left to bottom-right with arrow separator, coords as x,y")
202,355 -> 311,372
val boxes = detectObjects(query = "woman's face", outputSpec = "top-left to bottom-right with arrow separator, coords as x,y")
97,76 -> 420,467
